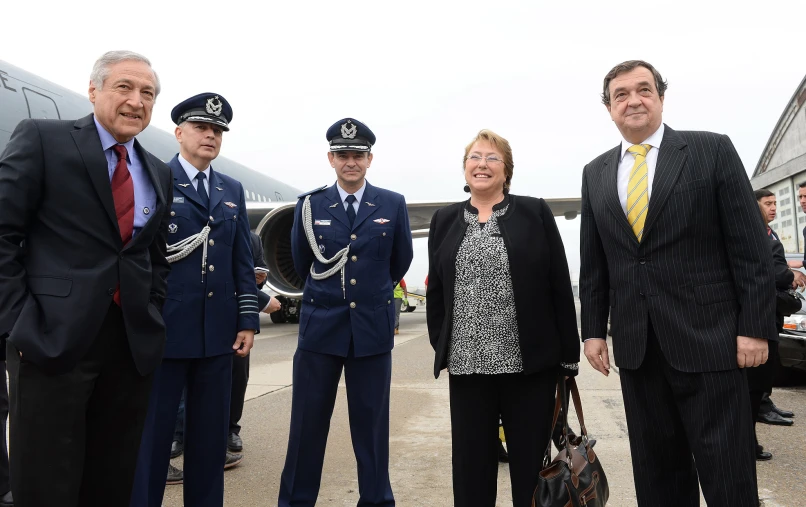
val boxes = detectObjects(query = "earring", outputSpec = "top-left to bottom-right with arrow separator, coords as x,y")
463,184 -> 470,193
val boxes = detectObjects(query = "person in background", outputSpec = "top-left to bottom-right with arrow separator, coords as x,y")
753,189 -> 798,427
427,129 -> 579,507
393,278 -> 408,335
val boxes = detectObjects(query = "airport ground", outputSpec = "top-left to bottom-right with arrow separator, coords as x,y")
164,305 -> 806,506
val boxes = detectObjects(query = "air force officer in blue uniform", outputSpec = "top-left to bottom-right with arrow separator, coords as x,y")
132,93 -> 259,507
279,119 -> 413,507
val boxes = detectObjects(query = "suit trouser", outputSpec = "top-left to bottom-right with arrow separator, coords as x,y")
619,324 -> 758,507
449,370 -> 557,507
131,354 -> 232,507
0,360 -> 9,496
7,304 -> 152,507
278,347 -> 394,507
230,353 -> 250,435
393,298 -> 403,329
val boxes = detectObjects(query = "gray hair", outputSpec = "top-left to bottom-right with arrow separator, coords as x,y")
90,50 -> 161,97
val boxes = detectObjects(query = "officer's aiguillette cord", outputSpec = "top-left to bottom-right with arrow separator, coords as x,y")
303,195 -> 350,298
166,223 -> 211,282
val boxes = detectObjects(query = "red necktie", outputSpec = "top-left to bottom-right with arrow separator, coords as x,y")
111,144 -> 134,306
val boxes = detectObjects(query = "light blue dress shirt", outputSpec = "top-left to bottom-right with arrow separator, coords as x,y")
94,117 -> 157,237
336,180 -> 366,214
178,154 -> 211,194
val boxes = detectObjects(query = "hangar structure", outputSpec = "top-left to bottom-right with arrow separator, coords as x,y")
751,73 -> 806,254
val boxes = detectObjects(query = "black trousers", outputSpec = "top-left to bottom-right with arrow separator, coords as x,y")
0,360 -> 8,496
449,370 -> 557,507
229,353 -> 250,434
619,325 -> 758,507
6,304 -> 153,507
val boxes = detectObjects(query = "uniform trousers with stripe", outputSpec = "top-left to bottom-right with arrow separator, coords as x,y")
278,346 -> 394,507
448,370 -> 557,507
619,322 -> 757,507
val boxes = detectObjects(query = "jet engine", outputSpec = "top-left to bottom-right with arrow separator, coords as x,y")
255,203 -> 303,299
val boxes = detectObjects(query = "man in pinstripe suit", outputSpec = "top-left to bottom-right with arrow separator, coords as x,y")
580,60 -> 777,507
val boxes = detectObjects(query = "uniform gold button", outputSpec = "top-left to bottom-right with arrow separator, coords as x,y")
319,235 -> 323,239
382,232 -> 386,236
209,239 -> 215,246
350,234 -> 357,240
350,302 -> 356,309
310,298 -> 314,303
170,211 -> 176,217
387,300 -> 391,304
351,255 -> 357,262
209,265 -> 215,272
208,292 -> 213,298
350,279 -> 356,285
209,216 -> 215,222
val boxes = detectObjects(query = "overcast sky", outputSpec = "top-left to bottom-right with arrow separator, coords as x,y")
4,0 -> 804,289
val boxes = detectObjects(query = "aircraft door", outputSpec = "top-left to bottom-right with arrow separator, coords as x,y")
275,191 -> 284,202
23,88 -> 60,119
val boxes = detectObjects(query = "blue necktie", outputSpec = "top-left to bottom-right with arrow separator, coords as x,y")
345,194 -> 356,227
195,172 -> 209,211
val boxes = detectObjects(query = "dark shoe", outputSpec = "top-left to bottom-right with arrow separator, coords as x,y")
497,440 -> 508,463
224,451 -> 243,470
228,432 -> 243,452
0,490 -> 13,507
756,445 -> 773,461
770,402 -> 795,419
757,410 -> 794,426
170,440 -> 183,459
166,463 -> 183,485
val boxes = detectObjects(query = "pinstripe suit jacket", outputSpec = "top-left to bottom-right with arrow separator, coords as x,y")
580,125 -> 777,372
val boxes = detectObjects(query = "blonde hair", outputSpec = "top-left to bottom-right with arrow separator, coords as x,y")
463,129 -> 514,194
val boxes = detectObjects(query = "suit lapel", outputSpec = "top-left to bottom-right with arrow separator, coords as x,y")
208,169 -> 225,211
323,184 -> 351,228
602,145 -> 636,242
642,126 -> 687,242
71,115 -> 119,239
352,182 -> 380,230
169,156 -> 206,210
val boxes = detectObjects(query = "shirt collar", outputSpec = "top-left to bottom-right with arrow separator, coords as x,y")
336,180 -> 366,204
94,116 -> 136,158
620,123 -> 665,161
178,153 -> 211,183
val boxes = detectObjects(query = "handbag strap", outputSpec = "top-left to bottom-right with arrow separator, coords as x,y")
567,378 -> 590,440
543,376 -> 573,467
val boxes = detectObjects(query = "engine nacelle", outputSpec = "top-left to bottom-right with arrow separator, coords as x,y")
255,203 -> 304,298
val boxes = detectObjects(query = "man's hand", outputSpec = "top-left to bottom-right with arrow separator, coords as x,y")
255,271 -> 267,285
737,336 -> 768,368
583,338 -> 610,376
263,296 -> 282,314
233,329 -> 256,357
788,259 -> 804,269
793,270 -> 806,289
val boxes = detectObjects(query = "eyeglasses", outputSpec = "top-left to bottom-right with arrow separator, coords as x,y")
466,154 -> 504,165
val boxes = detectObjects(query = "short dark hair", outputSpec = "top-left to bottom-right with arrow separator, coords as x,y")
798,181 -> 806,189
754,188 -> 774,201
601,60 -> 668,106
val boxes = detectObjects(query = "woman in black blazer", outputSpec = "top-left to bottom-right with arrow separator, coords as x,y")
426,130 -> 579,507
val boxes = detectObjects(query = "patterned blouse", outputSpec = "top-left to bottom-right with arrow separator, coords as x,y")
448,197 -> 523,375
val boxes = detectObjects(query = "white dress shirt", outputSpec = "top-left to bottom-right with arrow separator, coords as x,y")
336,180 -> 366,214
617,124 -> 665,214
178,154 -> 211,194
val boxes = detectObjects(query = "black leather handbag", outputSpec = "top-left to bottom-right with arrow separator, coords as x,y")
776,288 -> 804,317
532,377 -> 608,507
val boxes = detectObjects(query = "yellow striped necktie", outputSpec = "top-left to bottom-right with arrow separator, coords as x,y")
626,144 -> 651,242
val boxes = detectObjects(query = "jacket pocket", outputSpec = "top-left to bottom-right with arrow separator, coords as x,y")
370,225 -> 393,260
166,283 -> 183,302
693,281 -> 736,305
673,179 -> 707,194
28,276 -> 72,297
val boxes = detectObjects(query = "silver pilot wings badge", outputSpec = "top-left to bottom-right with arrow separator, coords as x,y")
206,96 -> 223,116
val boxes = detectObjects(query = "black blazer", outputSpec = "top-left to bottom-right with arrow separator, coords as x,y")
426,195 -> 579,378
580,125 -> 777,373
0,114 -> 172,375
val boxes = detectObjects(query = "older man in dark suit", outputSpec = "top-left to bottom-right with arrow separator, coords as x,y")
0,50 -> 171,507
580,60 -> 776,507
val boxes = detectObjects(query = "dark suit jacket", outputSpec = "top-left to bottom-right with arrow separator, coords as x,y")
290,181 -> 413,358
580,125 -> 777,373
426,195 -> 579,378
250,231 -> 270,309
0,114 -> 172,375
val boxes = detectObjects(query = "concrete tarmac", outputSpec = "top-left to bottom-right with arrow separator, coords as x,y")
163,310 -> 805,506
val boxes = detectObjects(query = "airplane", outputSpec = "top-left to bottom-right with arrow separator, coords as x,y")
0,60 -> 582,322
